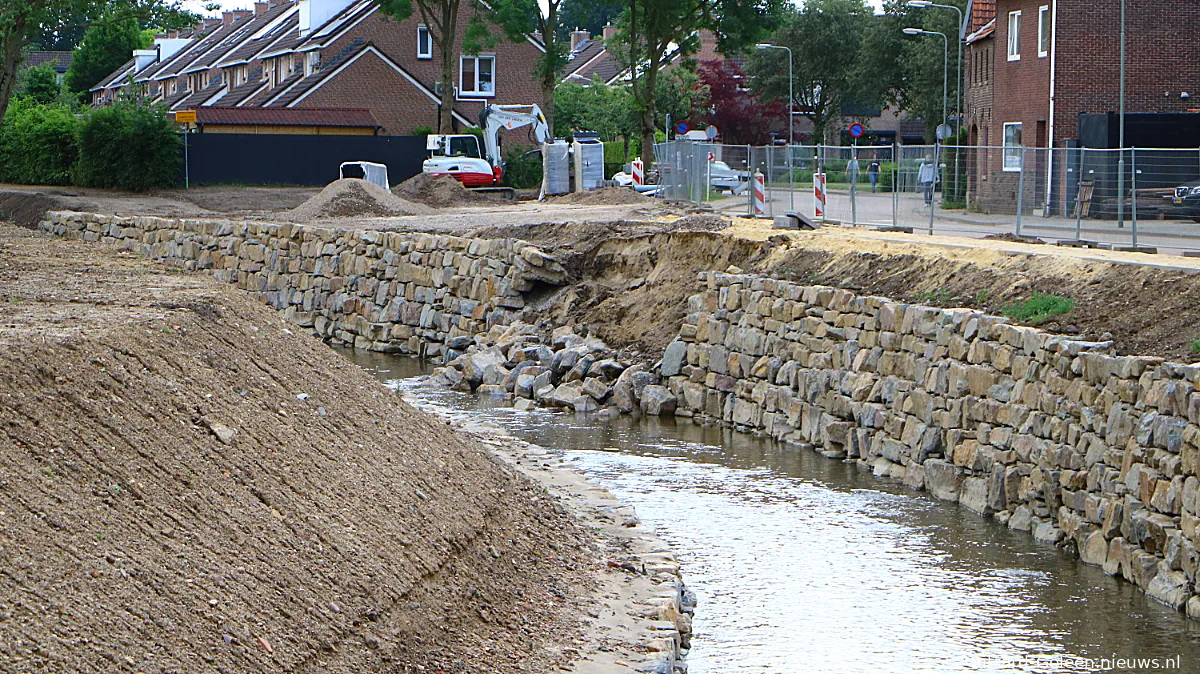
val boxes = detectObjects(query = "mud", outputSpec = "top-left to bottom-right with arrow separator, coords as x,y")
393,173 -> 496,208
547,187 -> 653,206
0,223 -> 595,673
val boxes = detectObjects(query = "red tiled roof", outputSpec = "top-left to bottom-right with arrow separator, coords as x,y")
968,0 -> 996,34
191,107 -> 380,127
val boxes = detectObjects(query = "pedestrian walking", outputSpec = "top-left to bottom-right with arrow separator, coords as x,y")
868,155 -> 881,193
918,154 -> 936,206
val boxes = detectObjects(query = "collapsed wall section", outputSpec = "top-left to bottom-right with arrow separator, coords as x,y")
39,211 -> 567,357
665,272 -> 1200,616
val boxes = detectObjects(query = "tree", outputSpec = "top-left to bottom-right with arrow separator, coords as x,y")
376,0 -> 497,133
17,64 -> 61,104
0,0 -> 192,128
698,59 -> 780,145
483,0 -> 568,133
554,78 -> 637,141
613,0 -> 783,169
557,0 -> 621,41
66,18 -> 150,101
746,0 -> 873,145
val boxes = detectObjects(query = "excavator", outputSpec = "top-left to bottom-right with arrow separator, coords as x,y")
422,103 -> 550,199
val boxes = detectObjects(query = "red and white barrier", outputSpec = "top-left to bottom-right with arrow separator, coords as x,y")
753,170 -> 767,216
814,172 -> 827,219
632,158 -> 644,186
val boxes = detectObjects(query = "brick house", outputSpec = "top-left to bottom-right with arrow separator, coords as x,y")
90,0 -> 546,135
965,0 -> 1200,213
22,51 -> 73,84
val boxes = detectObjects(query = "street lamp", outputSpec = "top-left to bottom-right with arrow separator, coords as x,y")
907,2 -> 962,140
757,42 -> 794,212
904,27 -> 948,236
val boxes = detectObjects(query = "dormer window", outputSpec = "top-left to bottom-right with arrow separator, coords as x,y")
418,25 -> 432,59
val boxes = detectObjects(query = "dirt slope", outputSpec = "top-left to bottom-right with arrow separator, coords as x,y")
0,223 -> 589,673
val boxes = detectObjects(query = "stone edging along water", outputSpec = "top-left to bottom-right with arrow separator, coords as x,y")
40,210 -> 1200,621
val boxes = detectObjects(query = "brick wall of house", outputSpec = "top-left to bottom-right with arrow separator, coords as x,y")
1053,0 -> 1200,143
966,36 -> 995,209
322,5 -> 546,132
296,51 -> 440,135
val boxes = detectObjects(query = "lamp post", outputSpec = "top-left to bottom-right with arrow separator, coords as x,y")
905,27 -> 948,235
1117,0 -> 1126,228
909,1 -> 963,206
757,43 -> 794,212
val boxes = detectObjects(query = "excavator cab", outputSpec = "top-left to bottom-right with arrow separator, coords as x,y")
425,134 -> 483,159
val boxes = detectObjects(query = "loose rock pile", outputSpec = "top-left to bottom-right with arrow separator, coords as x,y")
287,178 -> 433,221
428,323 -> 679,416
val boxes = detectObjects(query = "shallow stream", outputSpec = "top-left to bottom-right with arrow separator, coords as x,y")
346,351 -> 1200,673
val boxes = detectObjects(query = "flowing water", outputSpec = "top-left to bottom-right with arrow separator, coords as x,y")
346,351 -> 1200,673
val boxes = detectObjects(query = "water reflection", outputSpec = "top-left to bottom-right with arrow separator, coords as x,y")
343,350 -> 1200,673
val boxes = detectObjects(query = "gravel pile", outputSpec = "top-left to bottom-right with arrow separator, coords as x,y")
549,187 -> 652,206
394,173 -> 495,208
287,178 -> 432,221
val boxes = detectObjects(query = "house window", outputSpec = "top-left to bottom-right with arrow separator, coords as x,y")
459,55 -> 495,97
1007,11 -> 1021,61
1038,6 -> 1050,58
1003,122 -> 1023,171
417,25 -> 432,59
305,51 -> 319,76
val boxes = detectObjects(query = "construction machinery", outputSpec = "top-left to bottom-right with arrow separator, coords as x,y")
422,104 -> 550,198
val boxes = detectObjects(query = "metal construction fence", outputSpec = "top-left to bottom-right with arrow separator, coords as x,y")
651,141 -> 1200,253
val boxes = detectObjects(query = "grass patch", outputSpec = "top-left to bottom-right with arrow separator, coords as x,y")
1191,338 -> 1200,354
914,288 -> 951,305
1002,292 -> 1075,325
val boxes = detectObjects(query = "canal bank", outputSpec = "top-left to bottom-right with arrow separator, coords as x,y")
35,207 -> 1200,623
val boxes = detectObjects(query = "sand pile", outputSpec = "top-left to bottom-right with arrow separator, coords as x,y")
288,178 -> 432,221
549,187 -> 651,206
394,173 -> 496,208
0,224 -> 589,673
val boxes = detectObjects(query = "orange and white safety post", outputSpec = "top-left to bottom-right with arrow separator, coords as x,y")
753,170 -> 767,216
814,172 -> 827,219
632,158 -> 644,186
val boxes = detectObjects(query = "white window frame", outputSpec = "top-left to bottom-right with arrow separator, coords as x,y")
1007,10 -> 1021,61
459,54 -> 496,98
1038,6 -> 1050,58
417,25 -> 432,60
1003,122 -> 1024,172
305,51 -> 319,76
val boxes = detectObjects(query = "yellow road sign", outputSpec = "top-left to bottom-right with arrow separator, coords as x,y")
175,110 -> 197,123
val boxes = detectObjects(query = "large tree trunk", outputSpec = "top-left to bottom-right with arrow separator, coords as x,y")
436,0 -> 459,133
0,18 -> 29,129
539,4 -> 557,135
638,52 -> 660,172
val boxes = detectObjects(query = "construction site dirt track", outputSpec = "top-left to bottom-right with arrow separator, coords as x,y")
0,223 -> 592,673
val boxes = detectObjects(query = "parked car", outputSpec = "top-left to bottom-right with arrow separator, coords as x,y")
1170,180 -> 1200,221
708,161 -> 750,193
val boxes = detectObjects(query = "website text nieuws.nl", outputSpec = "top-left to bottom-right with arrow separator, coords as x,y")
979,654 -> 1183,672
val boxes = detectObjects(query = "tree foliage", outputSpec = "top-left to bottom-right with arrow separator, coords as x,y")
698,59 -> 780,145
0,96 -> 80,185
17,64 -> 62,105
1,0 -> 193,128
65,17 -> 148,100
75,99 -> 180,191
556,0 -> 621,41
553,79 -> 637,141
613,0 -> 783,167
479,0 -> 568,132
746,0 -> 874,145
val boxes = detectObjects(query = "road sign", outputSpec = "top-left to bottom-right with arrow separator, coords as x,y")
175,110 -> 197,124
705,125 -> 718,140
936,123 -> 953,140
676,120 -> 690,135
848,122 -> 865,138
707,151 -> 715,161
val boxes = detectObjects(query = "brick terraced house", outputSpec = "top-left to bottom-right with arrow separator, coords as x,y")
91,0 -> 546,135
964,0 -> 1200,213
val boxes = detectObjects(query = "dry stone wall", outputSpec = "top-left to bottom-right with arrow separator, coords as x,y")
39,211 -> 566,357
666,271 -> 1200,618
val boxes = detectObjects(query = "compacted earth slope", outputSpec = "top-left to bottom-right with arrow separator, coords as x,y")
0,223 -> 590,673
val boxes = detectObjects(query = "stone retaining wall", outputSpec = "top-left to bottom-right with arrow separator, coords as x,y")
39,212 -> 566,356
665,271 -> 1200,617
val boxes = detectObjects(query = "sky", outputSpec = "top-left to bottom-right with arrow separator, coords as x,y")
182,0 -> 889,17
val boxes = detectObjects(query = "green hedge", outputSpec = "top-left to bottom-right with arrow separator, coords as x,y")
0,99 -> 180,191
0,97 -> 81,185
500,146 -> 541,190
75,102 -> 181,191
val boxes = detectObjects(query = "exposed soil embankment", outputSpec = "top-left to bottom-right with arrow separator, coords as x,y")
0,223 -> 591,673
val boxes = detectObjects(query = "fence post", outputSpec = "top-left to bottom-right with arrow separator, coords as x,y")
1016,146 -> 1026,236
1074,147 -> 1084,241
850,143 -> 858,226
892,143 -> 899,228
1131,147 -> 1138,248
183,131 -> 190,189
747,145 -> 754,216
928,142 -> 938,236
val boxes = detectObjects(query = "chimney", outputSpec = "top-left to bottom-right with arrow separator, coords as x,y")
603,24 -> 618,41
222,11 -> 236,27
255,2 -> 270,15
570,29 -> 590,51
133,48 -> 159,72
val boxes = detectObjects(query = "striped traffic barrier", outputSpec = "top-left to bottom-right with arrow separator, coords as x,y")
814,172 -> 827,219
632,158 -> 644,186
753,170 -> 767,216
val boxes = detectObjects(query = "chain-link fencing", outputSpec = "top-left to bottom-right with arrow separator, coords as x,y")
650,141 -> 1200,253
